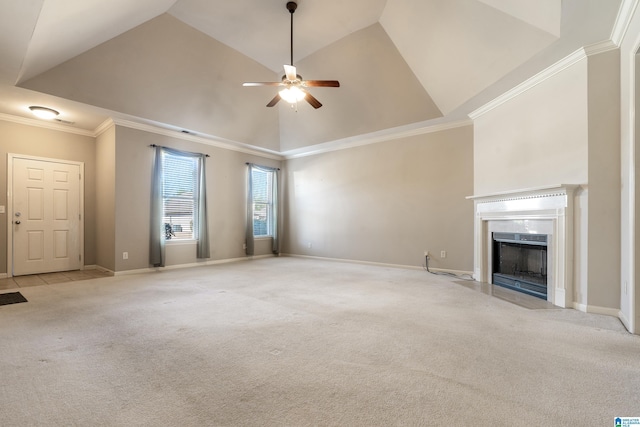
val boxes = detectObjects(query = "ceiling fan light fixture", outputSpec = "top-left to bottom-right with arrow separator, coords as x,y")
242,0 -> 338,109
29,106 -> 59,120
279,86 -> 306,104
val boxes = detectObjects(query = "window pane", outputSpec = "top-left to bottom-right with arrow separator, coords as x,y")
251,169 -> 273,237
163,152 -> 197,240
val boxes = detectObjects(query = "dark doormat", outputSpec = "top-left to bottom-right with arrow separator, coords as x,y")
0,292 -> 28,307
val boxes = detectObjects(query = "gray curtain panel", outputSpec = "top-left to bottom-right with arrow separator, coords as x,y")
150,145 -> 210,267
149,146 -> 164,267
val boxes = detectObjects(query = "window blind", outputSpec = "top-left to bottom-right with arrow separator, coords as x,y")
251,168 -> 273,236
162,151 -> 198,239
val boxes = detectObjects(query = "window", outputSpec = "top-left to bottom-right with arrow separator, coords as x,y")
162,150 -> 198,240
251,167 -> 274,237
150,145 -> 209,267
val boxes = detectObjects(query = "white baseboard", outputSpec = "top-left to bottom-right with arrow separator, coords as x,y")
281,253 -> 474,276
572,302 -> 620,317
111,254 -> 277,276
618,310 -> 634,334
281,253 -> 425,271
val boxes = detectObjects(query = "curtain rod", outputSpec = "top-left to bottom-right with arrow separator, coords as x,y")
149,144 -> 210,157
246,162 -> 280,171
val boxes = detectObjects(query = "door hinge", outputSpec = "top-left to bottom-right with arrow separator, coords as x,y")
79,213 -> 81,220
79,254 -> 81,261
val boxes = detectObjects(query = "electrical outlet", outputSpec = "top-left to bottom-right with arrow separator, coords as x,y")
123,252 -> 128,260
307,242 -> 312,249
243,243 -> 247,249
440,251 -> 446,258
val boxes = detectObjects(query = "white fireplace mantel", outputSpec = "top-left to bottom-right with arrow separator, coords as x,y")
467,185 -> 580,308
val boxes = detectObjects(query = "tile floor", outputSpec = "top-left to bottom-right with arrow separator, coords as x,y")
0,269 -> 112,291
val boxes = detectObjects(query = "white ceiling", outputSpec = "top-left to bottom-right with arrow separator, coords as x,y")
0,0 -> 625,151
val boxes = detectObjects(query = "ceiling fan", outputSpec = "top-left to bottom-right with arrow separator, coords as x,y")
242,1 -> 340,109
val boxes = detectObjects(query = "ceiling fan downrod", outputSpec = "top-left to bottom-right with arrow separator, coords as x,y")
287,1 -> 297,66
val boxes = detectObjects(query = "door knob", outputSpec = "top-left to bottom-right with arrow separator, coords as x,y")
15,220 -> 21,224
15,212 -> 21,217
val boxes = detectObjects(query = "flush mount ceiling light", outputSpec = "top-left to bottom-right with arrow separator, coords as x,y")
29,106 -> 59,120
242,1 -> 340,109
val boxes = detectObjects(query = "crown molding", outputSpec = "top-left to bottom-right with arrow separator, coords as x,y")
94,118 -> 115,137
468,48 -> 588,120
583,40 -> 619,56
282,118 -> 473,159
0,112 -> 95,137
108,117 -> 284,161
469,0 -> 638,121
611,0 -> 640,46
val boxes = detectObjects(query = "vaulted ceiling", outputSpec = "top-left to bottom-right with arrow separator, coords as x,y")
0,0 -> 623,154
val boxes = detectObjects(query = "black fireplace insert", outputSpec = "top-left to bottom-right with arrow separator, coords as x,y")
492,232 -> 548,299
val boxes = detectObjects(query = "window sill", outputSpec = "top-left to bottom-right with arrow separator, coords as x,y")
254,236 -> 273,241
165,239 -> 197,246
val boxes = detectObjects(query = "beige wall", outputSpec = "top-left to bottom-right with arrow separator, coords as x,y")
586,49 -> 621,309
0,120 -> 96,275
473,50 -> 621,311
283,125 -> 474,270
95,126 -> 116,271
473,59 -> 589,195
109,125 -> 281,272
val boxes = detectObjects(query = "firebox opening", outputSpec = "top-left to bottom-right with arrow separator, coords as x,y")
492,232 -> 548,299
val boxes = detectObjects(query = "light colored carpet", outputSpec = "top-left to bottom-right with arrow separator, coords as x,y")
0,257 -> 638,426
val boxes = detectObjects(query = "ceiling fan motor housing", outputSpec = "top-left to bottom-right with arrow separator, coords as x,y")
286,2 -> 297,13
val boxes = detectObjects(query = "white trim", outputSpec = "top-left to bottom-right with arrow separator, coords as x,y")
0,114 -> 283,161
282,119 -> 473,159
471,185 -> 579,308
281,253 -> 463,273
0,272 -> 7,279
7,154 -> 85,278
0,113 -> 95,137
467,184 -> 575,201
619,309 -> 633,331
109,117 -> 284,160
111,254 -> 276,276
611,0 -> 640,46
573,303 -> 621,318
2,107 -> 472,161
94,118 -> 114,137
469,48 -> 588,119
583,40 -> 619,57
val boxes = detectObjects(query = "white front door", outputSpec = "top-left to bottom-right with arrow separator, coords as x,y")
10,156 -> 83,276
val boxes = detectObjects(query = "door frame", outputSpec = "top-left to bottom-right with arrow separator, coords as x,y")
7,153 -> 85,278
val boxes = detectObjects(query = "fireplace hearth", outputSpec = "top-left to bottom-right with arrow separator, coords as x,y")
492,232 -> 548,299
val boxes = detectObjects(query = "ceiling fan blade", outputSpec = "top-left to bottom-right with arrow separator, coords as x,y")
243,82 -> 284,87
304,92 -> 322,109
284,64 -> 297,81
266,94 -> 281,107
304,80 -> 340,87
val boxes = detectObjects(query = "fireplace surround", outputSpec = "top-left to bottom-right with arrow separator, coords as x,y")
468,185 -> 579,308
